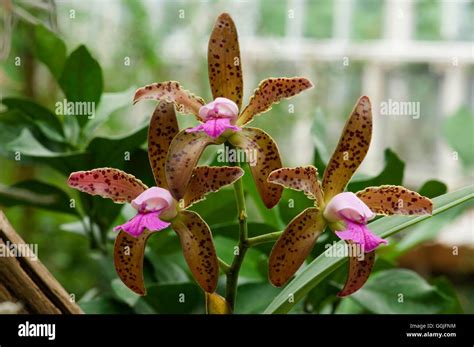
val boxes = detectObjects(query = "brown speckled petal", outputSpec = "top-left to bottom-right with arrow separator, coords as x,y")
114,229 -> 152,295
133,81 -> 204,119
165,130 -> 216,200
268,166 -> 322,203
205,292 -> 232,314
67,168 -> 147,203
356,185 -> 433,216
338,245 -> 375,297
208,13 -> 243,109
171,210 -> 218,293
148,102 -> 179,189
229,128 -> 283,208
322,96 -> 372,202
237,77 -> 313,126
269,207 -> 325,287
183,166 -> 244,208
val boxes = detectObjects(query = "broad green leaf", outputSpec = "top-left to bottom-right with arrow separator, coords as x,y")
58,45 -> 103,126
234,282 -> 280,313
348,269 -> 458,314
83,86 -> 137,137
145,250 -> 190,285
6,128 -> 64,157
419,179 -> 447,198
33,24 -> 67,79
0,180 -> 77,215
2,97 -> 64,142
443,106 -> 474,167
139,283 -> 204,314
111,278 -> 140,307
79,296 -> 134,314
264,185 -> 474,313
347,148 -> 404,192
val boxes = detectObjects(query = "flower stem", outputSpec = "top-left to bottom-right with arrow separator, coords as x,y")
245,231 -> 283,247
218,257 -> 231,275
225,145 -> 249,311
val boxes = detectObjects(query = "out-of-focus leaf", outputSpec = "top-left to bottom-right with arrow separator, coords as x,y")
348,269 -> 458,314
419,179 -> 448,198
33,24 -> 66,79
432,277 -> 463,313
264,186 -> 474,313
347,148 -> 404,192
145,250 -> 190,285
83,86 -> 137,136
234,282 -> 280,314
79,296 -> 134,314
443,106 -> 474,167
58,45 -> 103,126
86,124 -> 147,167
2,98 -> 64,142
139,283 -> 204,314
214,236 -> 266,281
0,180 -> 77,215
111,278 -> 141,307
189,189 -> 236,225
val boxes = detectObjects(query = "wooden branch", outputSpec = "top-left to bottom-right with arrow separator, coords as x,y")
0,211 -> 83,314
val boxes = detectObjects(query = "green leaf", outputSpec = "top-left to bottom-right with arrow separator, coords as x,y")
79,296 -> 134,314
0,180 -> 77,215
347,148 -> 404,192
33,24 -> 67,79
443,106 -> 474,167
111,278 -> 140,307
58,45 -> 103,126
348,269 -> 457,314
138,283 -> 204,314
419,179 -> 448,198
234,282 -> 280,313
2,97 -> 64,142
264,185 -> 474,313
82,86 -> 137,137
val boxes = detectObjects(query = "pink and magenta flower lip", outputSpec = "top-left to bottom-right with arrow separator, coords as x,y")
324,192 -> 387,253
114,187 -> 175,237
186,97 -> 241,138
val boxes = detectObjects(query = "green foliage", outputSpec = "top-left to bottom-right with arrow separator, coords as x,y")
443,106 -> 474,167
33,24 -> 67,79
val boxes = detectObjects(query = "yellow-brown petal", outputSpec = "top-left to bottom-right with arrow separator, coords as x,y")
205,292 -> 232,314
322,96 -> 372,201
338,245 -> 375,297
269,207 -> 325,287
268,166 -> 322,203
148,102 -> 179,189
165,130 -> 216,200
356,185 -> 433,216
229,127 -> 283,208
208,13 -> 243,109
171,211 -> 218,293
133,81 -> 204,119
183,166 -> 244,208
114,229 -> 152,295
67,168 -> 147,203
236,77 -> 313,126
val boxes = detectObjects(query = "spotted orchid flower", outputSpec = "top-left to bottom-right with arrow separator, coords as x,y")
266,96 -> 433,296
133,13 -> 313,208
67,102 -> 243,295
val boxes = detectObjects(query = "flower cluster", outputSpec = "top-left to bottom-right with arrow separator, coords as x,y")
67,13 -> 432,304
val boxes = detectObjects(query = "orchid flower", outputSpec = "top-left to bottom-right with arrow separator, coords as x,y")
266,96 -> 433,296
133,13 -> 313,208
67,102 -> 243,295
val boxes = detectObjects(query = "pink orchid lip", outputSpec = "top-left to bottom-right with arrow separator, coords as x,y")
198,97 -> 239,122
131,187 -> 175,213
323,192 -> 375,224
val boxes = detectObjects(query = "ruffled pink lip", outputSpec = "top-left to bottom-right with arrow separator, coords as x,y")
114,210 -> 170,237
336,218 -> 388,253
186,118 -> 241,138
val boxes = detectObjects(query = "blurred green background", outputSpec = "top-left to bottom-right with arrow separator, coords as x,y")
0,0 -> 473,314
